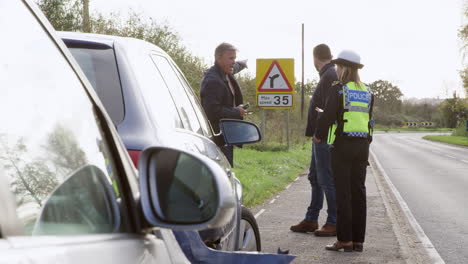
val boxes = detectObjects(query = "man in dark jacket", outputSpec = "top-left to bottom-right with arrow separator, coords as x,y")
290,44 -> 337,236
200,42 -> 247,166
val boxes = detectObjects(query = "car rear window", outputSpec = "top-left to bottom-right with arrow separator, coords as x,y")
67,46 -> 125,125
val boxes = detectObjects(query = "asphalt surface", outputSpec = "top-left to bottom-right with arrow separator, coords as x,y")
371,132 -> 468,264
252,166 -> 409,263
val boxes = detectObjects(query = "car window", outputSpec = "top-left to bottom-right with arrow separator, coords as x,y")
150,55 -> 203,135
67,46 -> 125,125
0,2 -> 125,236
127,49 -> 183,130
166,59 -> 213,137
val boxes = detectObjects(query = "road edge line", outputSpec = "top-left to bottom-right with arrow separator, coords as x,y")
370,149 -> 445,264
254,209 -> 265,219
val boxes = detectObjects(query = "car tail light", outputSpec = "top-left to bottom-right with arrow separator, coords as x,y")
127,150 -> 141,168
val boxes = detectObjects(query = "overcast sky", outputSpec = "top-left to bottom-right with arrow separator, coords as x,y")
92,0 -> 465,99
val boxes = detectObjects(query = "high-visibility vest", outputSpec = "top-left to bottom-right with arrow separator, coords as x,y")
327,82 -> 372,144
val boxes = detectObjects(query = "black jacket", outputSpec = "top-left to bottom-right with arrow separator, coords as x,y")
305,63 -> 337,139
200,64 -> 244,134
315,81 -> 374,142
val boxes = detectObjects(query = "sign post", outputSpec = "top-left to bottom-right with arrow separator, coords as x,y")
256,59 -> 294,148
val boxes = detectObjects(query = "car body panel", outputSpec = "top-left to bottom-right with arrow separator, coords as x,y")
0,1 -> 229,264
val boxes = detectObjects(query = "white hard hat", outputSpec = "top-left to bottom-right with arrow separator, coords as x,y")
331,50 -> 364,69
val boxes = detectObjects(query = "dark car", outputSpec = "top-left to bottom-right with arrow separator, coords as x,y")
59,31 -> 262,252
0,0 -> 254,263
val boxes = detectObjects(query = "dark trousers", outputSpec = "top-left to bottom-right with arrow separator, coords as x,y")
221,145 -> 234,167
331,138 -> 369,243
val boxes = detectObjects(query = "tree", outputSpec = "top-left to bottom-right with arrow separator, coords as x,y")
42,124 -> 88,175
439,92 -> 468,128
37,0 -> 208,92
460,6 -> 468,96
37,0 -> 83,31
368,80 -> 404,126
369,80 -> 404,112
0,137 -> 58,207
295,79 -> 318,97
92,12 -> 207,92
0,125 -> 88,207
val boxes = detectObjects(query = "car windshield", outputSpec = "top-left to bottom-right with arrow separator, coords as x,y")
0,1 -> 123,236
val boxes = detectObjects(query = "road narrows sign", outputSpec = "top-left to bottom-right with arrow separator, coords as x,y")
256,58 -> 294,109
258,61 -> 292,92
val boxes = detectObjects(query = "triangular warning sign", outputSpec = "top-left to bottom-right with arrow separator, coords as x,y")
258,60 -> 293,92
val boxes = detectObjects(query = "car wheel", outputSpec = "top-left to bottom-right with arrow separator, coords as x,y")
239,206 -> 261,251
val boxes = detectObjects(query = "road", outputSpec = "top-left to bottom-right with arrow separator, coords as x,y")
371,132 -> 468,264
253,168 -> 406,263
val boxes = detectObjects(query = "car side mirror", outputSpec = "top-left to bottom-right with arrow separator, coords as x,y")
219,119 -> 262,146
33,165 -> 120,235
139,147 -> 236,230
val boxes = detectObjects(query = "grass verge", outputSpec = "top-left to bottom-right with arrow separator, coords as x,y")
423,135 -> 468,147
375,127 -> 453,132
233,143 -> 311,208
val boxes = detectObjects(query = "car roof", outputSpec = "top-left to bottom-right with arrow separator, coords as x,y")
58,31 -> 167,54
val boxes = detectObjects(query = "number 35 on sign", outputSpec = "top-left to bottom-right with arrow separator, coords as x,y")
257,94 -> 292,107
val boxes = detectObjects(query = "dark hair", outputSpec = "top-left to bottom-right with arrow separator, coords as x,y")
215,42 -> 237,57
313,44 -> 332,61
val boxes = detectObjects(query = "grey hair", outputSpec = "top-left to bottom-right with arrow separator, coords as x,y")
215,42 -> 237,57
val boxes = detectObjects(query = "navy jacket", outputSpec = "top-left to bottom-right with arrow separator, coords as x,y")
305,63 -> 337,139
200,64 -> 244,135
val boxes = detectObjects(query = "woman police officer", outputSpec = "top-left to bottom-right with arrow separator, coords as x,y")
313,50 -> 374,252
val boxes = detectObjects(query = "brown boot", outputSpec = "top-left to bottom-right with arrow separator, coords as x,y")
325,241 -> 353,252
314,224 -> 337,237
290,220 -> 318,233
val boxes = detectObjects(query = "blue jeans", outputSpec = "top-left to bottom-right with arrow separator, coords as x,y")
305,141 -> 336,225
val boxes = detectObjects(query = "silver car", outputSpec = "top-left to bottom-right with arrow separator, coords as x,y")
0,1 -> 262,263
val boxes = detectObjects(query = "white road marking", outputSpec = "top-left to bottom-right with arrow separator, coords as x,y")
294,177 -> 299,182
269,199 -> 276,204
276,195 -> 280,198
254,209 -> 265,219
285,184 -> 291,189
370,150 -> 445,264
445,154 -> 456,159
461,160 -> 468,164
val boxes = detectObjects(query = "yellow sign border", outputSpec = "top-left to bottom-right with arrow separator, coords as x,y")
256,58 -> 295,109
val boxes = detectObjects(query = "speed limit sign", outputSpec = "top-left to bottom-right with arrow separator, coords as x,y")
257,94 -> 292,107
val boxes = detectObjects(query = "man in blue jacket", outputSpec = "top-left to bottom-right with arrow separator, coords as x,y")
200,42 -> 247,166
290,44 -> 337,236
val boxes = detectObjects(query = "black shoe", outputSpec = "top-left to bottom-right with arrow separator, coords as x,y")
353,242 -> 363,252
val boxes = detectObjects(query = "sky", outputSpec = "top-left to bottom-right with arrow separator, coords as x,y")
92,0 -> 466,99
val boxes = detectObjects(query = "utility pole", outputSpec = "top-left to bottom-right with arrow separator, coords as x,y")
82,0 -> 90,33
301,23 -> 305,119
